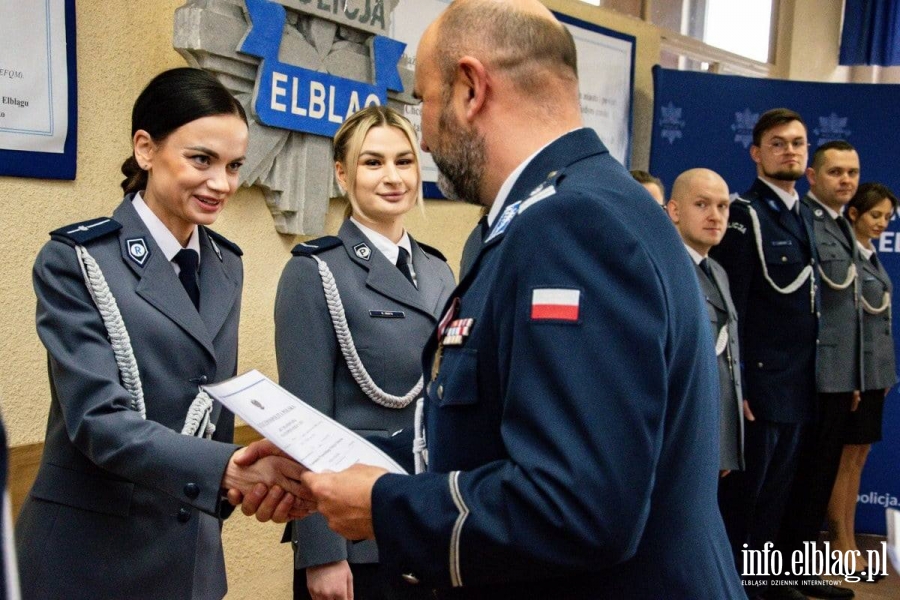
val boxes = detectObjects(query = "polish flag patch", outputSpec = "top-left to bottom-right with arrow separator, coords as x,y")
530,288 -> 581,321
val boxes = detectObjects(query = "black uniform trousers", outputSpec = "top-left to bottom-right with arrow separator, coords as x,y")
718,417 -> 806,588
776,392 -> 855,555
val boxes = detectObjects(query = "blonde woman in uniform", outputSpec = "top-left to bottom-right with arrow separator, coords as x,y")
275,105 -> 455,600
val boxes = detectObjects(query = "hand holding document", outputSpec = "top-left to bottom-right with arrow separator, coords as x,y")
203,370 -> 407,475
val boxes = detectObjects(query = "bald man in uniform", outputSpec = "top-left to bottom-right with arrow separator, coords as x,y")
667,169 -> 744,477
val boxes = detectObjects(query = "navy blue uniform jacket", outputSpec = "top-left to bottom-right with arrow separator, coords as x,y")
710,179 -> 819,423
370,129 -> 743,599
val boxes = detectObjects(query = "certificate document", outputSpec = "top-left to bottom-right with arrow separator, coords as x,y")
203,370 -> 407,474
0,0 -> 69,153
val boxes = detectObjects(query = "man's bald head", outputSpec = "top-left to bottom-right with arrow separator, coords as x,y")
428,0 -> 578,98
667,168 -> 731,256
670,169 -> 729,205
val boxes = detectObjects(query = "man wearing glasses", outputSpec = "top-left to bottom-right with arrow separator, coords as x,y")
711,109 -> 823,600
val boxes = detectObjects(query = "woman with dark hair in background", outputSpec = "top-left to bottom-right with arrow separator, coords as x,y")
828,182 -> 898,579
276,105 -> 455,600
16,67 -> 305,600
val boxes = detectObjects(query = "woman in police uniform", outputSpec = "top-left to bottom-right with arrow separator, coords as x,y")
275,105 -> 455,600
828,182 -> 898,577
15,68 -> 299,600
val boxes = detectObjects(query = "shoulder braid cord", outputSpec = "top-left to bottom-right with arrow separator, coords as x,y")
311,255 -> 424,409
746,205 -> 816,313
862,290 -> 891,315
75,245 -> 216,438
414,398 -> 427,474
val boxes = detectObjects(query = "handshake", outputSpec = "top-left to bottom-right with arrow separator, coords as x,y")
220,439 -> 388,539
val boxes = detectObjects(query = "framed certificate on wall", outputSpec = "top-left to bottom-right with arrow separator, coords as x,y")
0,0 -> 78,180
389,0 -> 636,197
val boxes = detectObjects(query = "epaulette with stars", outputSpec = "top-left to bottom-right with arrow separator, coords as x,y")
291,236 -> 342,256
50,218 -> 121,247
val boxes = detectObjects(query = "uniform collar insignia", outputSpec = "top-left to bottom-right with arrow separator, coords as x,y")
354,242 -> 372,261
126,237 -> 150,266
814,208 -> 824,217
485,201 -> 522,244
208,233 -> 223,261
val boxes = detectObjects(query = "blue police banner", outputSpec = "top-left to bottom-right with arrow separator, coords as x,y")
650,66 -> 900,535
241,0 -> 405,138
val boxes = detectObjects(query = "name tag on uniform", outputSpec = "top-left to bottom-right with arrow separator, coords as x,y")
771,240 -> 793,247
369,310 -> 405,318
442,318 -> 475,346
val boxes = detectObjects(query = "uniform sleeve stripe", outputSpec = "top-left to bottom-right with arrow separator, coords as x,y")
448,471 -> 470,588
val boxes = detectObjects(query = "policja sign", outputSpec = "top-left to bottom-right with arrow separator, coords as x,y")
241,0 -> 406,137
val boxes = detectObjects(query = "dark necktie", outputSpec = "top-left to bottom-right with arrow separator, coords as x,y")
836,215 -> 855,246
396,247 -> 416,288
871,251 -> 880,269
700,258 -> 714,280
173,249 -> 200,309
700,258 -> 727,334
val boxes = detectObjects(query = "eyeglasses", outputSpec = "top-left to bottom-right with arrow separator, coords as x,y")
765,140 -> 810,154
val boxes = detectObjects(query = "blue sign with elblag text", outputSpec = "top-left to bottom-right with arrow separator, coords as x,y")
241,0 -> 406,137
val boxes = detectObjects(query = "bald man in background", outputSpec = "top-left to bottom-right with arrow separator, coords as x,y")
667,169 -> 744,477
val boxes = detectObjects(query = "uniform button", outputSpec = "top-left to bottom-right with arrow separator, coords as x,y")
437,385 -> 444,399
781,256 -> 787,262
811,259 -> 816,265
426,382 -> 432,396
817,312 -> 821,318
199,375 -> 208,384
757,362 -> 764,368
401,573 -> 420,585
816,339 -> 820,345
177,507 -> 191,523
184,483 -> 200,499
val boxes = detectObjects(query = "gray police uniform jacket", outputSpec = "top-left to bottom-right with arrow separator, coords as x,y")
858,251 -> 898,390
802,195 -> 864,393
275,220 -> 455,569
695,257 -> 744,471
16,197 -> 242,600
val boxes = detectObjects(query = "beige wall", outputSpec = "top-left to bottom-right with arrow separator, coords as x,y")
0,0 -> 852,598
774,0 -> 852,82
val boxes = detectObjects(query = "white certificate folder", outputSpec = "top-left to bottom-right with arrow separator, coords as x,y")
203,370 -> 407,475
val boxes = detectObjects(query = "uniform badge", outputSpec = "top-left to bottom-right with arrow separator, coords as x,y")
370,310 -> 405,318
531,288 -> 581,322
485,201 -> 522,244
441,318 -> 475,346
353,242 -> 371,261
767,199 -> 780,212
814,208 -> 823,217
432,298 -> 460,380
728,222 -> 747,235
715,325 -> 729,356
126,237 -> 150,266
208,235 -> 223,261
